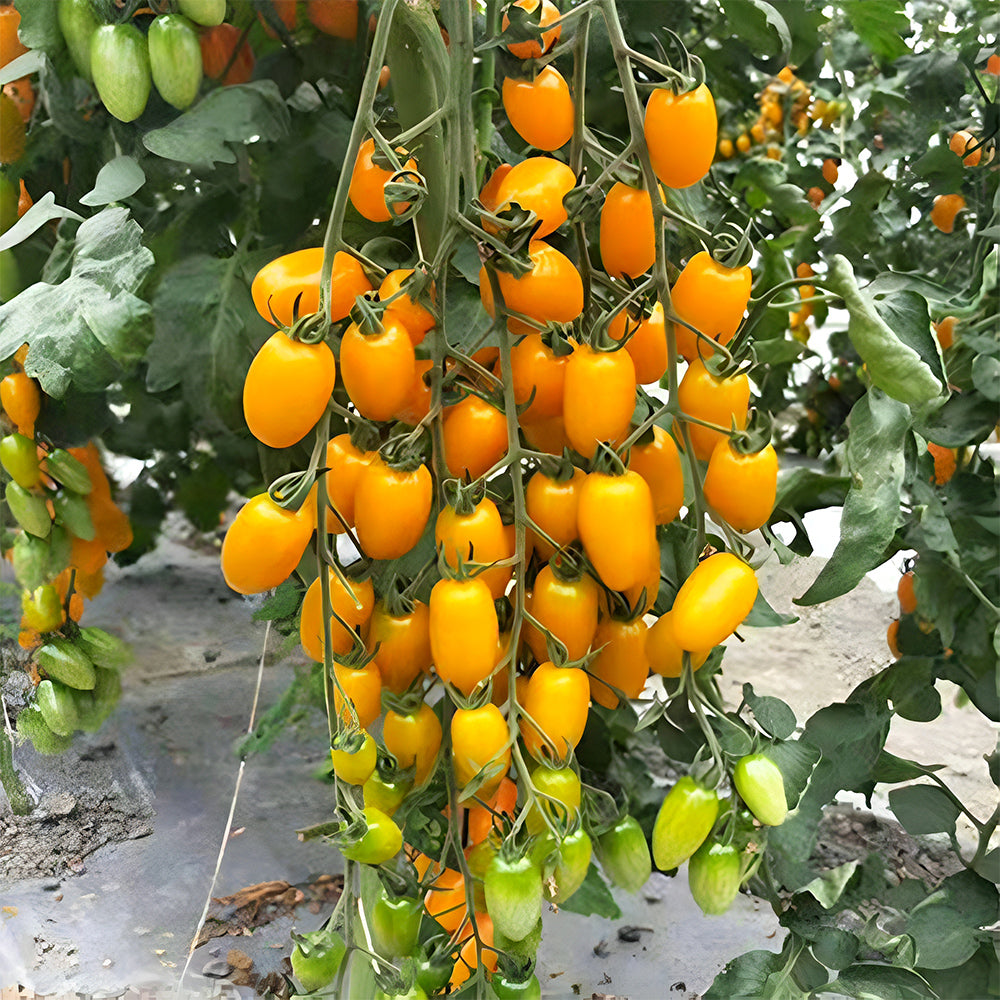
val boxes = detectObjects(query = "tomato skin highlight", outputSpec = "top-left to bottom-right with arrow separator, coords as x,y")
628,425 -> 684,524
340,316 -> 416,422
430,576 -> 499,695
354,458 -> 432,560
702,441 -> 778,532
671,251 -> 753,361
502,66 -> 574,151
671,552 -> 758,651
651,776 -> 719,871
562,344 -> 636,459
519,661 -> 590,760
733,753 -> 788,826
484,853 -> 543,942
600,182 -> 657,279
221,493 -> 313,595
644,84 -> 717,189
677,357 -> 750,461
242,331 -> 336,449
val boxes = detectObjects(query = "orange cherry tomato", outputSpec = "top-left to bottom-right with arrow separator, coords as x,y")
933,316 -> 956,351
425,869 -> 468,933
430,576 -> 499,695
524,561 -> 599,663
299,570 -> 375,662
243,331 -> 336,449
609,302 -> 668,384
0,6 -> 28,69
353,457 -> 433,560
395,357 -> 434,426
258,0 -> 297,35
521,413 -> 567,455
479,162 -> 514,213
671,552 -> 757,652
349,137 -> 417,222
589,617 -> 649,709
511,333 -> 570,422
307,0 -> 358,39
677,357 -> 750,461
600,182 -> 657,279
562,344 -> 635,459
577,469 -> 656,592
467,776 -> 517,844
384,702 -> 442,785
644,84 -> 717,189
449,913 -> 497,989
491,156 -> 575,240
333,660 -> 382,729
671,251 -> 752,361
435,497 -> 511,600
340,316 -> 416,422
628,425 -> 684,524
452,704 -> 511,801
200,23 -> 255,85
320,434 -> 373,533
930,194 -> 965,234
520,660 -> 590,760
251,248 -> 373,326
897,571 -> 917,617
0,371 -> 40,436
366,600 -> 432,694
525,465 -> 585,560
443,394 -> 509,481
702,440 -> 778,532
221,493 -> 314,595
949,130 -> 981,167
502,65 -> 574,151
502,0 -> 561,60
887,619 -> 902,659
624,529 -> 661,614
646,609 -> 711,677
479,241 -> 583,334
379,268 -> 435,344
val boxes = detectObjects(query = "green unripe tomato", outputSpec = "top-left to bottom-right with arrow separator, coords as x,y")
595,814 -> 652,893
290,928 -> 346,992
57,0 -> 101,81
733,753 -> 788,826
687,840 -> 742,915
148,15 -> 203,111
90,24 -> 151,123
652,776 -> 719,871
485,852 -> 543,942
177,0 -> 226,26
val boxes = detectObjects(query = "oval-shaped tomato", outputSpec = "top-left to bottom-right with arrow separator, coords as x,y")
383,702 -> 441,785
2,433 -> 39,490
58,0 -> 101,81
525,763 -> 580,833
340,316 -> 416,422
290,928 -> 347,992
485,853 -> 542,943
435,497 -> 511,600
449,913 -> 498,989
511,333 -> 569,423
479,241 -> 583,333
341,805 -> 402,865
652,776 -> 719,871
148,14 -> 202,111
308,0 -> 359,39
258,0 -> 297,36
609,302 -> 668,385
1,371 -> 40,437
600,182 -> 658,279
451,703 -> 510,801
588,616 -> 649,709
22,585 -> 64,634
702,440 -> 778,532
930,193 -> 965,234
333,660 -> 382,729
379,268 -> 435,344
503,0 -> 561,59
349,137 -> 417,222
677,357 -> 750,461
430,576 -> 499,695
532,827 -> 591,903
330,729 -> 376,785
442,394 -> 509,481
646,608 -> 711,676
577,470 -> 655,592
395,358 -> 434,426
178,0 -> 226,26
371,890 -> 423,957
897,570 -> 917,616
365,600 -> 431,694
524,562 -> 599,664
733,753 -> 788,826
221,493 -> 313,595
520,413 -> 567,455
199,23 -> 255,86
492,156 -> 575,240
628,425 -> 684,524
319,434 -> 373,533
525,465 -> 585,559
468,774 -> 518,843
91,24 -> 151,123
502,65 -> 573,151
595,815 -> 652,893
688,840 -> 742,915
562,344 -> 635,459
644,84 -> 717,189
243,331 -> 336,449
671,251 -> 753,361
353,457 -> 432,560
299,570 -> 374,661
671,552 -> 757,652
424,868 -> 468,933
491,972 -> 542,1000
520,661 -> 590,761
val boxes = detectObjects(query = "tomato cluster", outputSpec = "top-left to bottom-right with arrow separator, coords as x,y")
0,347 -> 133,753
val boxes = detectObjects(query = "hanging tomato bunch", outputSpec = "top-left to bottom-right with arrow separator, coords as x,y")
218,1 -> 796,994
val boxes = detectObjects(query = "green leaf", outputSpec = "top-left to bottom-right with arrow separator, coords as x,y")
887,784 -> 960,837
142,82 -> 292,168
764,738 -> 820,812
811,928 -> 859,971
906,900 -> 983,970
0,50 -> 44,87
801,860 -> 859,908
870,750 -> 944,784
252,578 -> 303,623
910,146 -> 966,194
913,390 -> 999,447
824,964 -> 936,1000
0,208 -> 154,396
742,683 -> 797,739
744,587 -> 799,628
13,0 -> 62,53
555,862 -> 621,919
705,949 -> 804,1000
796,391 -> 910,605
79,156 -> 147,207
0,192 -> 84,253
720,0 -> 791,57
841,0 -> 911,63
971,355 -> 1000,402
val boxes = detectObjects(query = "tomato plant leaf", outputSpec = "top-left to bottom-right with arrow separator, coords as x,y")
0,192 -> 83,253
556,862 -> 622,919
142,82 -> 291,168
887,784 -> 961,837
0,50 -> 44,87
971,354 -> 1000,402
742,683 -> 797,739
12,0 -> 61,53
910,146 -> 966,193
824,964 -> 937,1000
870,750 -> 944,784
800,859 -> 859,909
912,392 -> 998,446
841,0 -> 911,63
705,950 -> 806,1000
796,390 -> 909,605
810,927 -> 859,971
905,900 -> 982,971
720,0 -> 791,58
79,155 -> 147,207
743,588 -> 799,629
